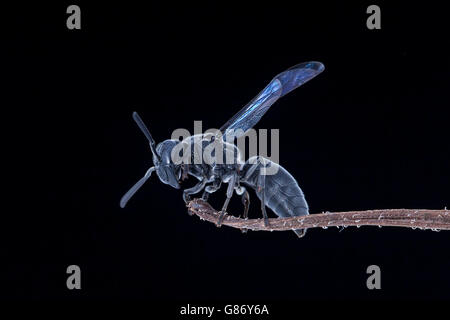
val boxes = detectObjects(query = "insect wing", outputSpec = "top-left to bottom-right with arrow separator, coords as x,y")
219,61 -> 324,139
220,78 -> 282,139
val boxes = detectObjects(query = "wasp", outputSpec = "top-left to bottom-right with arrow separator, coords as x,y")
120,62 -> 324,237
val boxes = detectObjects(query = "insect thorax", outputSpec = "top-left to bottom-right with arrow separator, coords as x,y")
175,134 -> 243,180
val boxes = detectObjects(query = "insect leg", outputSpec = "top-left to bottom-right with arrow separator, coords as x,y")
217,174 -> 237,227
181,164 -> 189,181
201,177 -> 222,201
257,161 -> 270,227
183,178 -> 208,211
240,188 -> 250,233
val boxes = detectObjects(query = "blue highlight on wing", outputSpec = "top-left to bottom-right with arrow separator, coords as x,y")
277,61 -> 324,97
220,61 -> 324,138
225,78 -> 282,132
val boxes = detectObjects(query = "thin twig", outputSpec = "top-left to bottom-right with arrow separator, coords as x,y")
187,199 -> 450,232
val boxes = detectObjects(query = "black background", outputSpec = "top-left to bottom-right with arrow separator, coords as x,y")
6,0 -> 450,307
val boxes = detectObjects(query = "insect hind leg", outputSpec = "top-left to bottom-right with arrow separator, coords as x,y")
257,162 -> 270,227
238,187 -> 250,233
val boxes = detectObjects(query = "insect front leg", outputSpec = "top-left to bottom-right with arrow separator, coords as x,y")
216,174 -> 237,227
183,178 -> 208,213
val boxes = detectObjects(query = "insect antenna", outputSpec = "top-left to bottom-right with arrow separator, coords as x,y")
120,166 -> 155,208
132,111 -> 160,161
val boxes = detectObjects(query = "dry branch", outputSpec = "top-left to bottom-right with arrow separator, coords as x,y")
187,199 -> 450,233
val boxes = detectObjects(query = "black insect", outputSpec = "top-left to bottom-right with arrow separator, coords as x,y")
120,62 -> 324,237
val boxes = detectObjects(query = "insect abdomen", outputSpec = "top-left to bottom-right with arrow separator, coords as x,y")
241,157 -> 309,237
